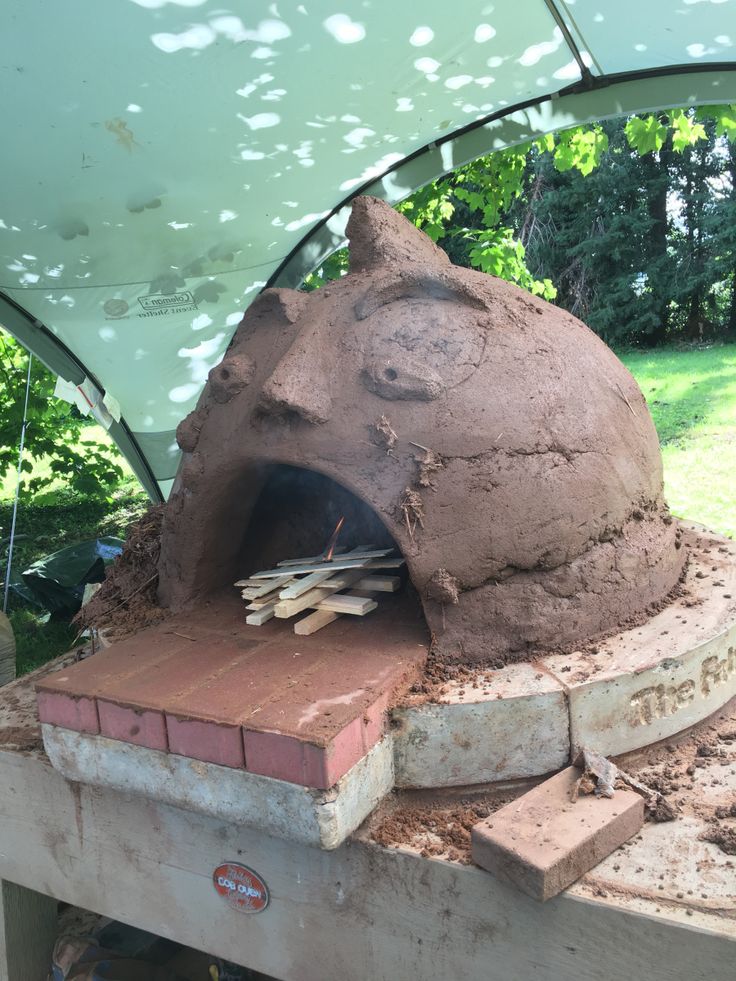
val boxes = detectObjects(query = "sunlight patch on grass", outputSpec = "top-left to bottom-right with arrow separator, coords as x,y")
622,344 -> 736,540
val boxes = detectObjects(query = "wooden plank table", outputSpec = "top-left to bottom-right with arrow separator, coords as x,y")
0,656 -> 734,981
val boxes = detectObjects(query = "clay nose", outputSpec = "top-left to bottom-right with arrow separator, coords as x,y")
259,346 -> 332,425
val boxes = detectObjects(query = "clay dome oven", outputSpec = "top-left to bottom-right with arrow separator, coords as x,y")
158,196 -> 685,665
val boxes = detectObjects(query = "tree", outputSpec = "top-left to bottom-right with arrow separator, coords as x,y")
508,119 -> 662,345
305,104 -> 736,349
0,328 -> 124,497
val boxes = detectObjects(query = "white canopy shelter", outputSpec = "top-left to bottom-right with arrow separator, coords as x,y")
2,0 -> 735,499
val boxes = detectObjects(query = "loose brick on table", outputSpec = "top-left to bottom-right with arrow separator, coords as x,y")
471,766 -> 644,901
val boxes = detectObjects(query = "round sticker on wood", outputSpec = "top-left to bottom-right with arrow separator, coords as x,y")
213,863 -> 269,913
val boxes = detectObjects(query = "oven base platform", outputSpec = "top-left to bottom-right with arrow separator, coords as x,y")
37,589 -> 428,790
2,664 -> 735,981
41,724 -> 394,849
35,525 -> 736,848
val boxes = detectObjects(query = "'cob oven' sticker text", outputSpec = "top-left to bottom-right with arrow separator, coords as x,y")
213,863 -> 269,913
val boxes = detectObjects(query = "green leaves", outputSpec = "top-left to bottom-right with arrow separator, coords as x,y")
464,228 -> 557,299
299,103 -> 736,351
398,184 -> 455,241
0,330 -> 128,500
695,104 -> 736,142
553,126 -> 609,175
624,108 -> 721,155
668,109 -> 707,152
301,248 -> 349,291
625,115 -> 669,155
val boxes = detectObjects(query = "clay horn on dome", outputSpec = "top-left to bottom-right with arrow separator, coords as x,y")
346,195 -> 451,274
347,196 -> 488,319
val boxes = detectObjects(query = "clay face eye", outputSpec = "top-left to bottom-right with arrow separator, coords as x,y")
359,299 -> 485,401
208,353 -> 256,404
362,355 -> 444,401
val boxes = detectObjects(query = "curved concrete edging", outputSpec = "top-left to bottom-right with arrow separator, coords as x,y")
392,526 -> 736,788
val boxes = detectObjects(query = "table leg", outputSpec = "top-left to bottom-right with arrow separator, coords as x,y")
0,879 -> 57,981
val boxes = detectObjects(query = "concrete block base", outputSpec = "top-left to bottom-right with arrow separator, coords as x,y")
392,662 -> 569,787
41,724 -> 394,850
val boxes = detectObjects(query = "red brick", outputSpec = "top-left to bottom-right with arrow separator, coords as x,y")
35,592 -> 427,786
243,711 -> 372,789
97,700 -> 167,751
361,690 -> 390,748
241,730 -> 327,787
471,767 -> 645,901
37,690 -> 99,733
93,638 -> 257,715
35,631 -> 190,701
167,641 -> 325,727
242,642 -> 418,741
166,715 -> 244,768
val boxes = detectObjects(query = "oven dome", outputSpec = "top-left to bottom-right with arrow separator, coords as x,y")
158,196 -> 685,666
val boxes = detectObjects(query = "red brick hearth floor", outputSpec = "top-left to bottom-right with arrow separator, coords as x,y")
36,590 -> 428,789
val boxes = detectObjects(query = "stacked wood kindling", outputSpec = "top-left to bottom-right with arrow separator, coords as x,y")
234,546 -> 404,635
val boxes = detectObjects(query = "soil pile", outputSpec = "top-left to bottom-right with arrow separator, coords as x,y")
75,505 -> 167,639
621,706 -> 736,856
369,793 -> 517,864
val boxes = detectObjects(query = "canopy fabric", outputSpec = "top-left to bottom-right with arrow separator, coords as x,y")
2,0 -> 735,499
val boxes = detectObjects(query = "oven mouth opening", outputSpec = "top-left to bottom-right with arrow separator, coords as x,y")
229,462 -> 419,633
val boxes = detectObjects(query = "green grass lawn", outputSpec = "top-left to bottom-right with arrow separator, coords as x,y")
621,343 -> 736,540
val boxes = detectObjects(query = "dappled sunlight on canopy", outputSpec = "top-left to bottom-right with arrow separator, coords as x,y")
0,0 -> 734,496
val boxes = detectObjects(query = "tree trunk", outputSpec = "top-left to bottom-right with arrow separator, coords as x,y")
728,143 -> 736,340
641,130 -> 672,346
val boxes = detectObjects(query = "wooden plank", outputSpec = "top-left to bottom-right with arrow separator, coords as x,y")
0,749 -> 733,981
246,603 -> 276,626
251,554 -> 405,580
274,571 -> 366,618
316,573 -> 401,593
292,582 -> 384,635
241,575 -> 294,599
275,548 -> 349,567
355,575 -> 400,592
278,570 -> 337,600
293,609 -> 340,636
250,557 -> 373,579
275,545 -> 380,567
0,878 -> 57,981
314,595 -> 377,616
363,557 -> 405,570
245,597 -> 273,610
